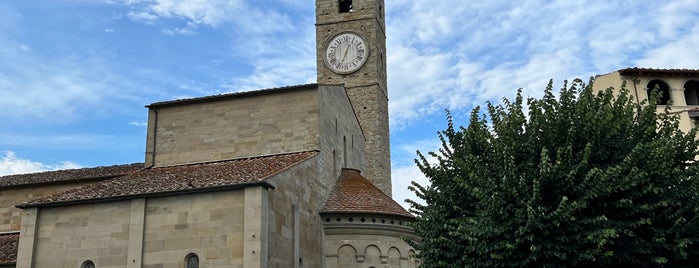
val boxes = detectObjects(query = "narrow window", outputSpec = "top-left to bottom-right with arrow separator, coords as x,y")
684,80 -> 699,105
186,253 -> 199,268
293,204 -> 300,268
333,150 -> 338,174
343,136 -> 348,167
81,260 -> 95,268
647,79 -> 671,105
339,0 -> 352,13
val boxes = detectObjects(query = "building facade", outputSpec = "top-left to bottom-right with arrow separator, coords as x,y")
0,1 -> 418,267
593,68 -> 699,133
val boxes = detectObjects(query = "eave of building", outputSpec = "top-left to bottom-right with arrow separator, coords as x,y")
146,83 -> 319,109
17,150 -> 319,209
686,108 -> 699,118
0,163 -> 143,189
617,67 -> 699,77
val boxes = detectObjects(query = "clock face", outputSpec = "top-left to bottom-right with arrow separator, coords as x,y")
324,32 -> 369,74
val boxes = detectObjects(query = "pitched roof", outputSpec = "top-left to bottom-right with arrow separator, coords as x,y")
18,151 -> 318,208
617,67 -> 699,77
0,232 -> 18,265
0,163 -> 143,188
321,168 -> 414,219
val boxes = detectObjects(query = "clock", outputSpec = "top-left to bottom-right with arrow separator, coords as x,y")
324,32 -> 369,74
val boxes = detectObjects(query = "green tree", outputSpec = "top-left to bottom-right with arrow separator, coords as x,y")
408,79 -> 699,267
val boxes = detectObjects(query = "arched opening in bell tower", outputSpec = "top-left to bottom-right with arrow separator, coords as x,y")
339,0 -> 353,13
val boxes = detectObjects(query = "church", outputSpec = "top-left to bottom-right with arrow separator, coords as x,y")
0,0 -> 420,267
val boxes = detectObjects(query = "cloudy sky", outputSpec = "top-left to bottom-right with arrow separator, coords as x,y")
1,0 -> 698,208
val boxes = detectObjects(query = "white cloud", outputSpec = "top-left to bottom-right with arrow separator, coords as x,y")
0,151 -> 80,176
387,45 -> 460,129
392,163 -> 428,210
0,36 -> 138,122
135,0 -> 242,26
385,0 -> 699,130
635,24 -> 699,68
222,19 -> 316,91
391,138 -> 442,210
122,0 -> 294,35
0,60 -> 112,120
127,10 -> 160,23
128,121 -> 148,127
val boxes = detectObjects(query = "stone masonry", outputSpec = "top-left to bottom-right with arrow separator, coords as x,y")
316,0 -> 391,195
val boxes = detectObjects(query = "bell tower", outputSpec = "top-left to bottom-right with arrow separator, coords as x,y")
316,0 -> 391,195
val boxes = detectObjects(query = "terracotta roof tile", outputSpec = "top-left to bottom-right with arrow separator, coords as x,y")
18,151 -> 318,208
0,163 -> 143,188
321,168 -> 414,219
0,232 -> 18,265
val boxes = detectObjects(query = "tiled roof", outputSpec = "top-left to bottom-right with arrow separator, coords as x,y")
0,232 -> 18,265
18,151 -> 318,208
147,83 -> 318,108
618,67 -> 699,77
321,168 -> 414,219
0,163 -> 143,188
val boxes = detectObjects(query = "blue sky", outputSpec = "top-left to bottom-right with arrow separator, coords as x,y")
1,0 -> 698,208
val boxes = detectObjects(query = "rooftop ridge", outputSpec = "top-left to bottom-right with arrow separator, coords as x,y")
617,67 -> 699,76
0,163 -> 143,188
147,83 -> 319,108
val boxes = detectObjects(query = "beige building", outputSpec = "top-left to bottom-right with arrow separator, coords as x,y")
593,68 -> 699,133
0,1 -> 419,267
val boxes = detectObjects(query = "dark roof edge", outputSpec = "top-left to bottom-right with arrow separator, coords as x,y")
617,67 -> 699,77
258,151 -> 320,181
1,175 -> 121,190
147,83 -> 318,108
319,210 -> 415,220
150,149 -> 320,169
16,181 -> 274,209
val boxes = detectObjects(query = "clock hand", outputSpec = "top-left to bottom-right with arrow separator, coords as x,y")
341,43 -> 350,63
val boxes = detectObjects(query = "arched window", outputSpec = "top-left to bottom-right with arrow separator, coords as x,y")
185,253 -> 199,268
647,79 -> 671,105
685,80 -> 699,105
81,260 -> 95,268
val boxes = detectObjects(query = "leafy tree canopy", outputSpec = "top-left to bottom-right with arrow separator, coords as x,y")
408,79 -> 699,267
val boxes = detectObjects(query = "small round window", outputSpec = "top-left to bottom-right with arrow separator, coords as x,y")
81,260 -> 95,268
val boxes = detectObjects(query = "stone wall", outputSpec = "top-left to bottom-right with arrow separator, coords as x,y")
318,85 -> 367,191
30,201 -> 132,268
145,87 -> 322,167
0,182 -> 95,232
265,85 -> 367,267
266,156 -> 321,267
142,190 -> 246,268
593,72 -> 699,133
316,0 -> 392,196
18,189 -> 253,268
322,214 -> 419,268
